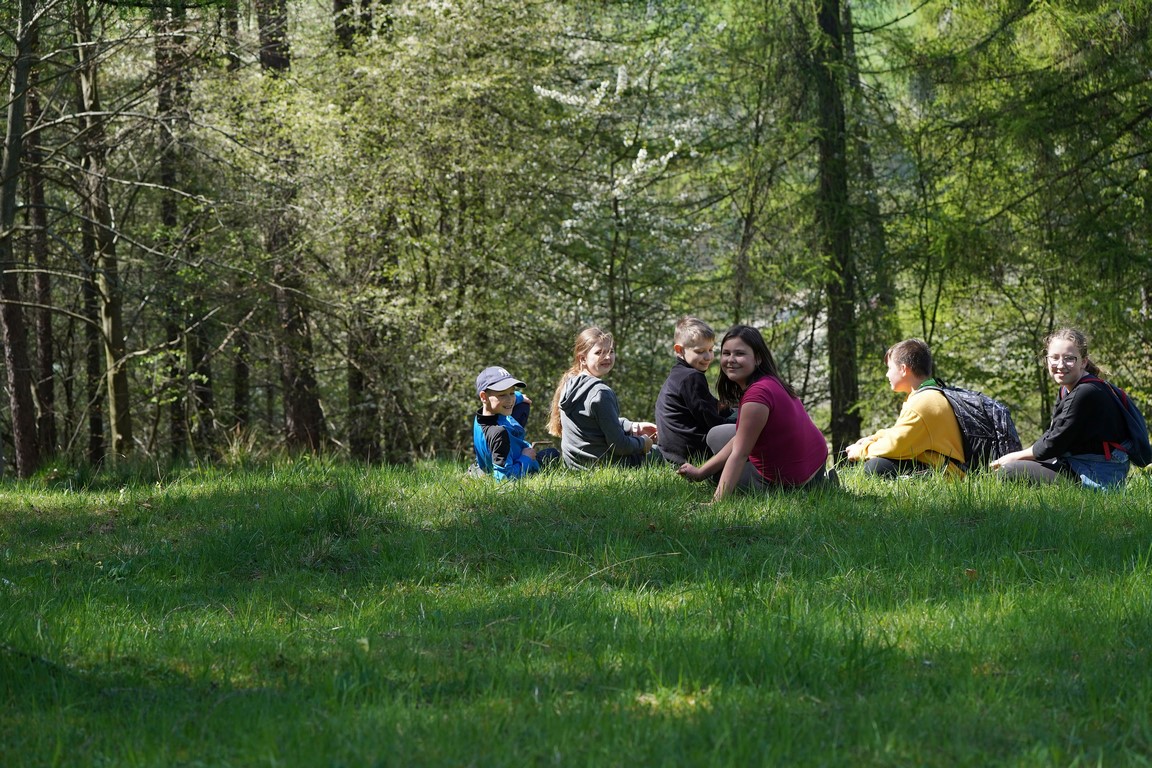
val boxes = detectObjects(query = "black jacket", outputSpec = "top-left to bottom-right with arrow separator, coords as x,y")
1032,377 -> 1129,459
654,359 -> 733,465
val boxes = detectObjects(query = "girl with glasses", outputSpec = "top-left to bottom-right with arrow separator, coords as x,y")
990,328 -> 1133,487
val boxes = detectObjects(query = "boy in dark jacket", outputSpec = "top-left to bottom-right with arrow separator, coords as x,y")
654,317 -> 733,466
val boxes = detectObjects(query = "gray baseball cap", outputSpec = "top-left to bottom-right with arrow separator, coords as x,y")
475,366 -> 525,396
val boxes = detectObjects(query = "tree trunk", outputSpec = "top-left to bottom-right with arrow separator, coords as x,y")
155,4 -> 193,460
223,0 -> 241,72
188,319 -> 216,451
166,320 -> 187,459
333,0 -> 359,51
233,328 -> 250,430
258,0 -> 327,452
256,0 -> 290,71
813,0 -> 860,452
842,0 -> 898,357
347,317 -> 380,463
75,0 -> 132,459
27,86 -> 56,459
0,0 -> 42,477
334,0 -> 387,48
273,262 -> 327,452
83,236 -> 104,464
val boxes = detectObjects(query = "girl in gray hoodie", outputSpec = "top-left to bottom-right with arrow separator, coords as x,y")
548,327 -> 659,469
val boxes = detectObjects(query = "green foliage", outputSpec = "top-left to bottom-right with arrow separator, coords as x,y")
5,0 -> 1152,468
841,0 -> 1152,435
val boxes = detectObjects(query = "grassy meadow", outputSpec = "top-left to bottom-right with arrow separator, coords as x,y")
2,459 -> 1152,766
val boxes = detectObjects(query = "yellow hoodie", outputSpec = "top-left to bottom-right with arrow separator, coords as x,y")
856,387 -> 966,475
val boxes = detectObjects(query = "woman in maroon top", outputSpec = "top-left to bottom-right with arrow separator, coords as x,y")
678,325 -> 833,501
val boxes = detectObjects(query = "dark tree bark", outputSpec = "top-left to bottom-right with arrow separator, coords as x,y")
273,260 -> 327,452
26,87 -> 56,459
813,0 -> 860,452
222,0 -> 241,72
257,0 -> 328,452
256,0 -> 290,71
333,0 -> 362,50
0,0 -> 43,476
334,0 -> 389,49
82,236 -> 104,464
165,320 -> 187,459
188,320 -> 216,450
233,328 -> 250,430
75,0 -> 132,458
347,318 -> 380,463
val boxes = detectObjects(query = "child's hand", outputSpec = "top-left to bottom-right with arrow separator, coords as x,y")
632,422 -> 658,438
843,436 -> 874,462
990,449 -> 1026,470
522,444 -> 538,461
677,463 -> 706,482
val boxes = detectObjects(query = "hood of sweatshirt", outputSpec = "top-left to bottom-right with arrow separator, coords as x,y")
559,373 -> 608,416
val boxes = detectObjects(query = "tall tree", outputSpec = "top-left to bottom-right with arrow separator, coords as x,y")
74,0 -> 132,459
256,0 -> 327,452
811,0 -> 860,451
26,90 -> 56,457
155,4 -> 187,459
841,0 -> 899,408
0,0 -> 42,476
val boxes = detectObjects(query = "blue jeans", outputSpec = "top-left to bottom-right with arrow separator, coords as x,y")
1061,448 -> 1130,489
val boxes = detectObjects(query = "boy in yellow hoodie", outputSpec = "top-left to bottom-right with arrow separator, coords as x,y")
844,338 -> 966,477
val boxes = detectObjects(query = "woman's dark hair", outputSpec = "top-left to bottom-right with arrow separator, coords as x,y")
716,325 -> 798,405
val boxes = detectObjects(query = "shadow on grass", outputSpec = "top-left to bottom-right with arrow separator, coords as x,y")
3,463 -> 1150,610
3,463 -> 1152,764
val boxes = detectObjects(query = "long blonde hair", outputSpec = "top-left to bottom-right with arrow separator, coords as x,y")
548,326 -> 614,437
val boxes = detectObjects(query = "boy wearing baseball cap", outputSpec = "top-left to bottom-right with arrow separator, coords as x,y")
471,366 -> 559,481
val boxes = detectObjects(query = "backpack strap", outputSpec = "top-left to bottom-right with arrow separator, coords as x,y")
917,384 -> 971,473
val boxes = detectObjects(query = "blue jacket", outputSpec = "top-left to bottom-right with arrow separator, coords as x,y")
473,393 -> 540,481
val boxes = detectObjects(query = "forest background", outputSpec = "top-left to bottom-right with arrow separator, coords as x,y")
0,0 -> 1150,477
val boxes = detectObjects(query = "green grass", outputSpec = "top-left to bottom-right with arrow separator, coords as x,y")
3,460 -> 1152,766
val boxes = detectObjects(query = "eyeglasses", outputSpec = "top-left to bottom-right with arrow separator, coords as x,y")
1046,354 -> 1079,366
